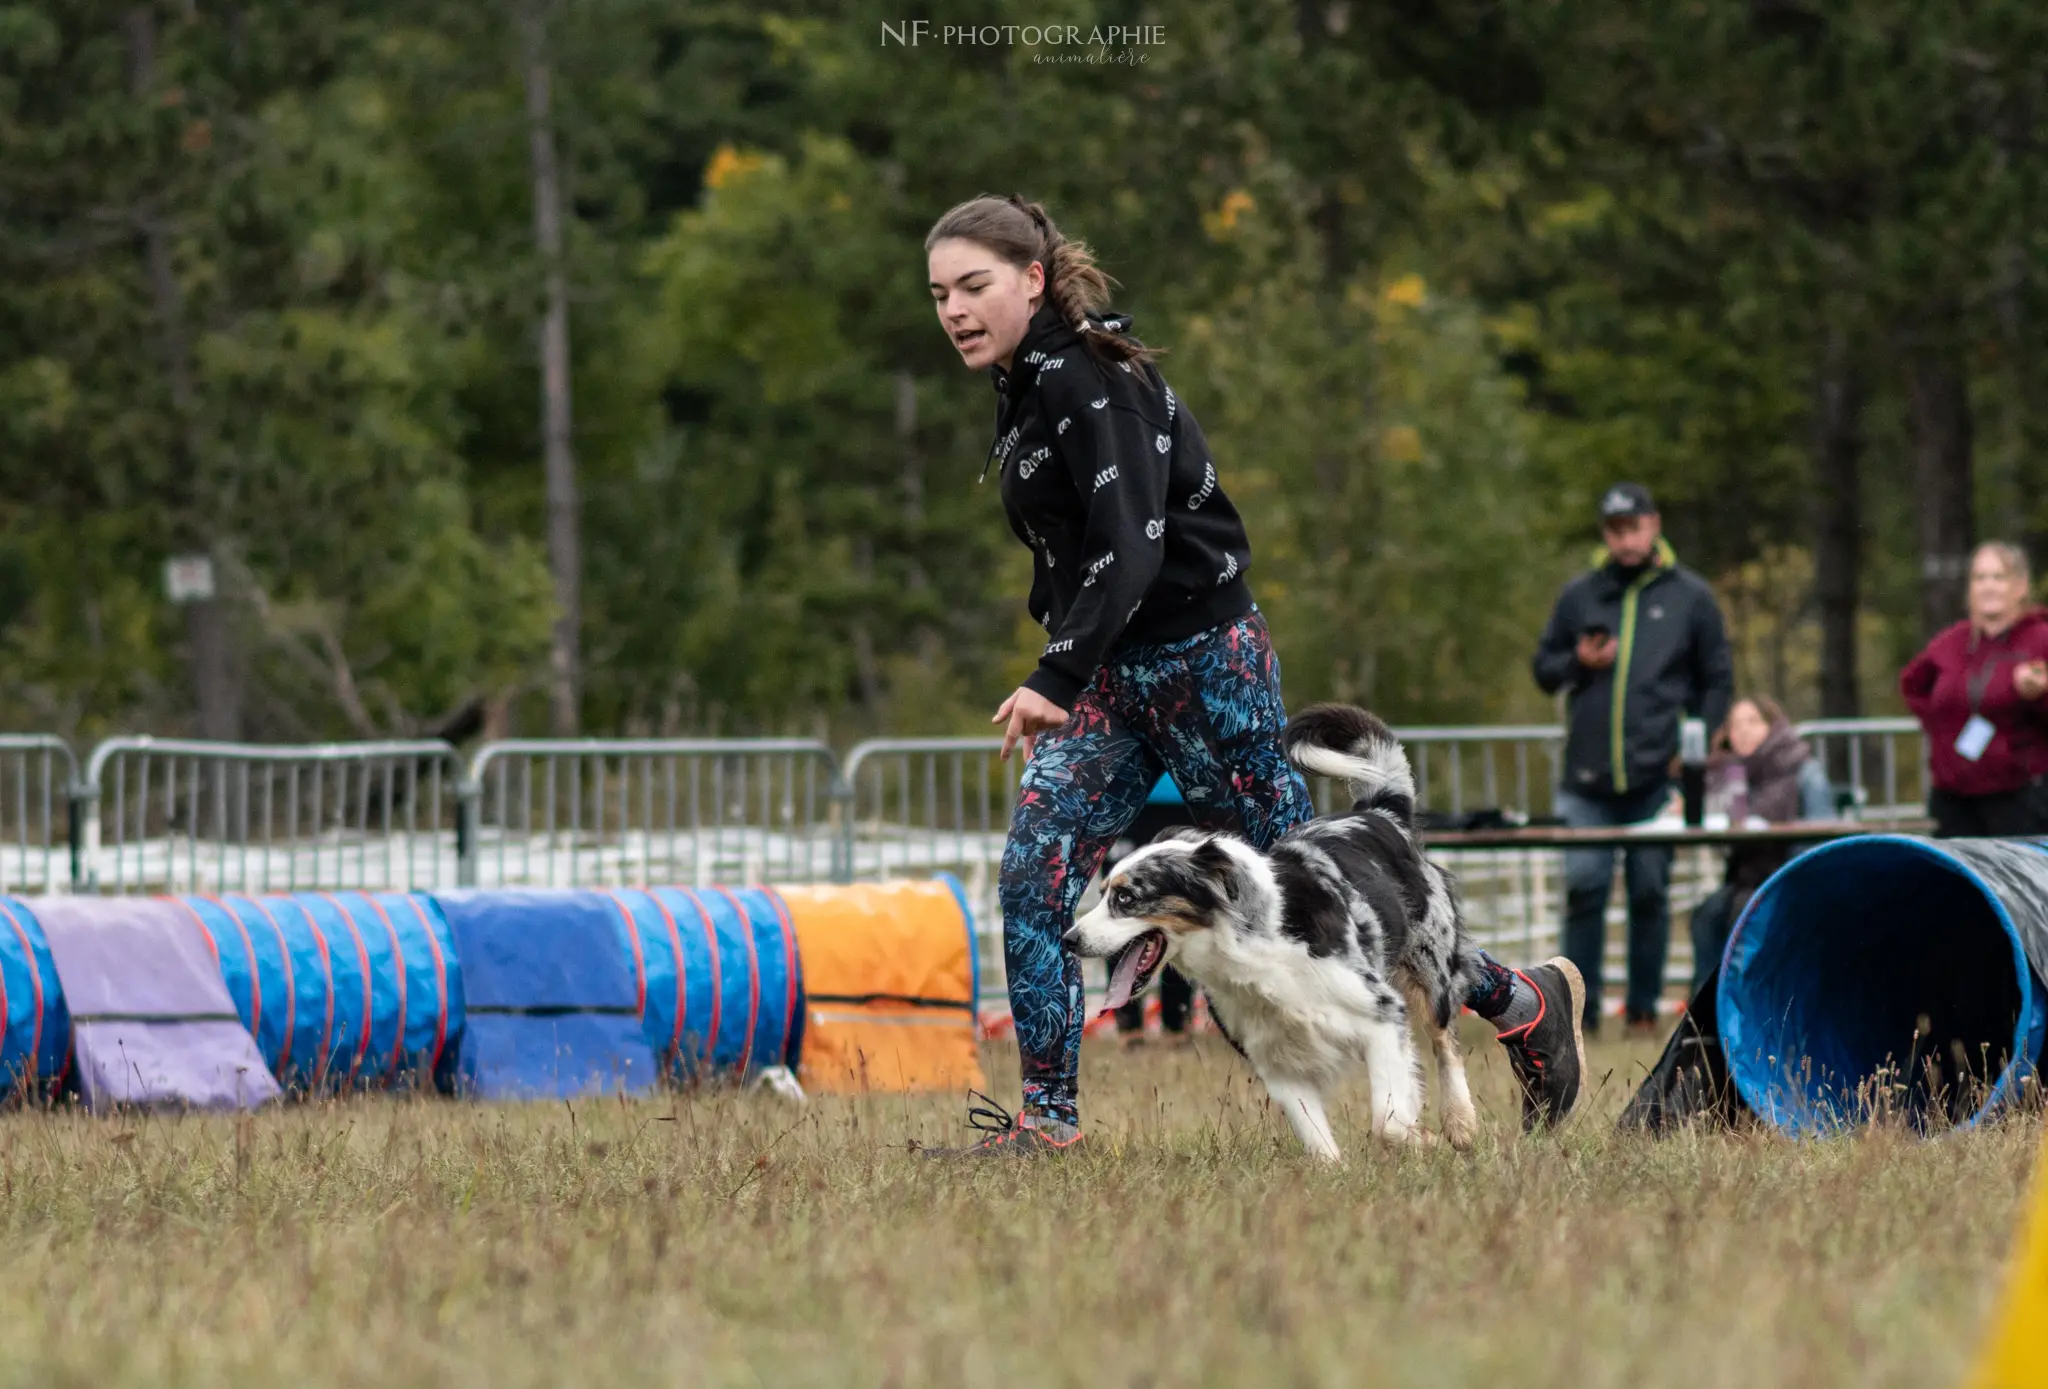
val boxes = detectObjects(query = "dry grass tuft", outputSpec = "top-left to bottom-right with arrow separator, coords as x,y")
0,1027 -> 2033,1387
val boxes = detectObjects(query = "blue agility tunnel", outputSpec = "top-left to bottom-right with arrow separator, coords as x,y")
439,887 -> 802,1099
606,887 -> 804,1085
174,893 -> 463,1094
0,893 -> 460,1102
0,898 -> 72,1095
1719,835 -> 2048,1134
0,884 -> 807,1107
439,889 -> 659,1099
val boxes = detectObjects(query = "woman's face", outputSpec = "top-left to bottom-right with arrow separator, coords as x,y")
1727,700 -> 1771,758
1969,550 -> 2025,629
929,237 -> 1042,372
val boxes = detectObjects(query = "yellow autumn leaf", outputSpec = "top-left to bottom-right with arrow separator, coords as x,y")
1201,189 -> 1257,238
1381,425 -> 1423,462
704,144 -> 767,191
1382,274 -> 1427,309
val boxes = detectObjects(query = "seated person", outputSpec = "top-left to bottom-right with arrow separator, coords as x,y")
1688,696 -> 1833,998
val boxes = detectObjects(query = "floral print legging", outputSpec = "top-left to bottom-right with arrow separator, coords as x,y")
1000,608 -> 1316,1127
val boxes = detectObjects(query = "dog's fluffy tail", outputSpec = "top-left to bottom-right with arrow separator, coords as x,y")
1282,703 -> 1416,822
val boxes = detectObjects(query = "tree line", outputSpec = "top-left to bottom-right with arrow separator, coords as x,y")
2,2 -> 2043,745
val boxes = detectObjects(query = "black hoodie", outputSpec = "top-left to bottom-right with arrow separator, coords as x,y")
987,303 -> 1254,708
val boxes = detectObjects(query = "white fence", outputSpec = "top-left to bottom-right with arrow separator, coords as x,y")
0,736 -> 77,896
457,738 -> 844,889
78,736 -> 462,895
19,718 -> 1930,998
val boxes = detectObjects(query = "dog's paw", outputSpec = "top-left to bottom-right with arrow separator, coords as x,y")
1375,1121 -> 1435,1149
1443,1112 -> 1479,1152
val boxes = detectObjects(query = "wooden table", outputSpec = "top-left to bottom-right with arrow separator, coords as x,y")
1425,819 -> 1934,850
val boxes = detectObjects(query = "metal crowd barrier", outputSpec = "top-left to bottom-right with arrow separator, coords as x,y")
1305,725 -> 1567,818
455,738 -> 842,888
838,725 -> 1586,896
839,728 -> 1596,993
840,737 -> 1022,919
6,715 -> 1937,986
0,735 -> 80,895
1795,716 -> 1926,819
833,719 -> 1931,998
78,736 -> 462,894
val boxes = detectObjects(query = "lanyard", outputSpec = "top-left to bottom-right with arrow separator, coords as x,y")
1966,638 -> 2023,714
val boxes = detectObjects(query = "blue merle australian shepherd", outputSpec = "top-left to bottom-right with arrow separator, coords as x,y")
1067,704 -> 1481,1162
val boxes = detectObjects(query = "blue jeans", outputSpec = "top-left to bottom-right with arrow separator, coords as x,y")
1556,781 -> 1674,1024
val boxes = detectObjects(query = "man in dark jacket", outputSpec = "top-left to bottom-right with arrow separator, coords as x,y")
1533,483 -> 1734,1031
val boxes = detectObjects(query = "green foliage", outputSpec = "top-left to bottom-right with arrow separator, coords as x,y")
4,1 -> 2046,738
600,132 -> 1019,734
1168,216 -> 1566,720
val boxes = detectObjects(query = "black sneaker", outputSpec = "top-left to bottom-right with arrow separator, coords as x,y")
916,1091 -> 1087,1159
1496,957 -> 1587,1132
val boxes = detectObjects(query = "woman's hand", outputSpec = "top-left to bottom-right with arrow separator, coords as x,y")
2018,660 -> 2048,701
993,687 -> 1070,761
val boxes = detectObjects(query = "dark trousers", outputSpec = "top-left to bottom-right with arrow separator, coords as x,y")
1688,882 -> 1747,1000
1930,779 -> 2048,837
1107,802 -> 1202,1034
1556,780 -> 1675,1024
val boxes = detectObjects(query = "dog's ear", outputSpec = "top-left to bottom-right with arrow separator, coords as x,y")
1148,824 -> 1207,846
1186,835 -> 1245,903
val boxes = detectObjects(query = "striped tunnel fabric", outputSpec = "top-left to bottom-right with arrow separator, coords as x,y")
0,885 -> 808,1106
438,888 -> 661,1099
0,898 -> 70,1097
175,893 -> 461,1094
439,888 -> 801,1100
605,888 -> 803,1086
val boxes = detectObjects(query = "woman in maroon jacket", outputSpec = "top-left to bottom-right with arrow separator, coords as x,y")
1901,541 -> 2048,836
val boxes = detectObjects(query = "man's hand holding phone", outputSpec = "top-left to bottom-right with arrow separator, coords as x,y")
1576,627 -> 1618,672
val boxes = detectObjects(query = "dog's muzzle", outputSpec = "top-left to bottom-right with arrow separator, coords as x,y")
1099,931 -> 1167,1012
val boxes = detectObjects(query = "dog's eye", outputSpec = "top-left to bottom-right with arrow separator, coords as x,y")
1110,886 -> 1132,912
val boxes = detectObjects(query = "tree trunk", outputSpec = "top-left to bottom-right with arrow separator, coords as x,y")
184,598 -> 243,740
523,2 -> 581,735
1812,326 -> 1864,720
1993,242 -> 2029,539
897,370 -> 923,534
850,535 -> 883,718
1906,318 -> 1975,641
898,370 -> 944,670
129,6 -> 242,740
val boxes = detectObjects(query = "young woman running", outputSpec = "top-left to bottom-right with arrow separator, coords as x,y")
923,194 -> 1586,1156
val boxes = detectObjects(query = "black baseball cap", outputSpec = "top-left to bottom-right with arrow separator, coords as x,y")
1598,482 -> 1657,521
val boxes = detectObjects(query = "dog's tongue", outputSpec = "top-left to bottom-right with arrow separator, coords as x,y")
1102,933 -> 1162,1012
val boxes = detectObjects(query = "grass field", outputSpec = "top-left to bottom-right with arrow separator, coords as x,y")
0,1027 -> 2035,1388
